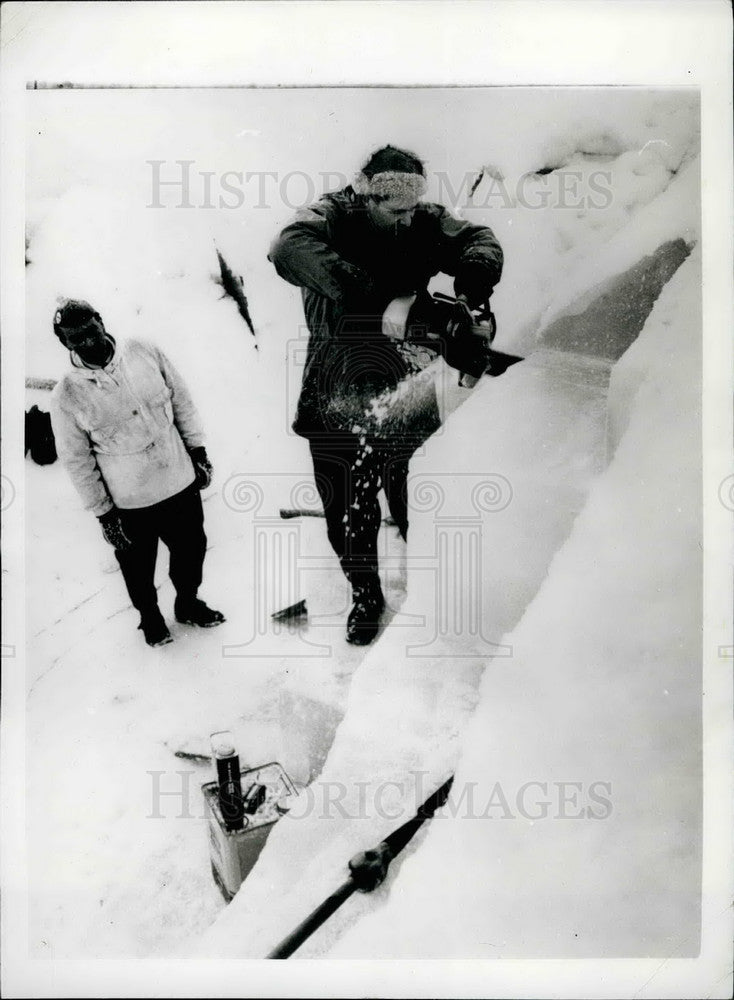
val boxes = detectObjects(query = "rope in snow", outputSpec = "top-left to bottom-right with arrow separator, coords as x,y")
266,775 -> 454,959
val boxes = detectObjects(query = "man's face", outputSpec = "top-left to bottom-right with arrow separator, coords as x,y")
60,316 -> 109,366
366,194 -> 419,232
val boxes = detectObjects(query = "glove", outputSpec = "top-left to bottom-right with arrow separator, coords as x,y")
454,260 -> 494,310
189,446 -> 213,490
98,507 -> 133,551
443,299 -> 493,380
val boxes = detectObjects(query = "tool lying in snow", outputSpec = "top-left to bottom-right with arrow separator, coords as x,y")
266,774 -> 454,959
214,244 -> 257,342
279,508 -> 330,520
279,508 -> 397,526
174,750 -> 212,764
271,599 -> 308,622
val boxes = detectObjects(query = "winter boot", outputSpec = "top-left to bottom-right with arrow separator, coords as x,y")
138,608 -> 173,647
345,578 -> 385,646
174,596 -> 225,628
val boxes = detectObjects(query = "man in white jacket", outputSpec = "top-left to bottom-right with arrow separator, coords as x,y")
50,299 -> 224,647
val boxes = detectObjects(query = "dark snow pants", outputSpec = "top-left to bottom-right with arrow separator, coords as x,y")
113,482 -> 207,615
308,436 -> 414,594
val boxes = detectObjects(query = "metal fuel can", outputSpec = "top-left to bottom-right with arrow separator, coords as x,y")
204,754 -> 297,902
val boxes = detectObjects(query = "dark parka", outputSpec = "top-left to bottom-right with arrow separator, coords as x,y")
269,186 -> 503,440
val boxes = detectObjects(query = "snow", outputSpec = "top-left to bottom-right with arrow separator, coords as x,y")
194,316 -> 655,958
463,102 -> 700,358
605,244 -> 699,453
322,247 -> 703,959
23,86 -> 703,962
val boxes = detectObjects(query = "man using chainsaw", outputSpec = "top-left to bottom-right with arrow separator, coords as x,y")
269,144 -> 503,645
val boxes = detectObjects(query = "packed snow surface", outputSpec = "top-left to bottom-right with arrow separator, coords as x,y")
322,250 -> 703,959
24,87 -> 700,958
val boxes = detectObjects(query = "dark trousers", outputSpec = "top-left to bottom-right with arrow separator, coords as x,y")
114,482 -> 207,615
308,436 -> 413,593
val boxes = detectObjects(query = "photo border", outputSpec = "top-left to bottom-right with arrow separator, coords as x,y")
2,2 -> 731,998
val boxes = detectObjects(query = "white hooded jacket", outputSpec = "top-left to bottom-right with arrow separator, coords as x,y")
51,337 -> 204,516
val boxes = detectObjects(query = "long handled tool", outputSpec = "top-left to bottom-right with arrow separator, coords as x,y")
267,774 -> 454,959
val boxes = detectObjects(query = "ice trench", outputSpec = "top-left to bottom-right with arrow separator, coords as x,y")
279,235 -> 694,786
23,237 -> 695,959
195,235 -> 695,958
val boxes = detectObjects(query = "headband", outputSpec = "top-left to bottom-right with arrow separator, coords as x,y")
353,170 -> 427,201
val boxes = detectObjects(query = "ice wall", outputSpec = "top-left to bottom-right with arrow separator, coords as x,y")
325,248 -> 702,959
195,280 -> 628,962
195,188 -> 701,966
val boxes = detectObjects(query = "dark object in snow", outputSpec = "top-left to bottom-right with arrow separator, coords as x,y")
469,170 -> 485,198
25,405 -> 58,465
173,750 -> 212,764
174,596 -> 225,627
215,246 -> 257,342
468,163 -> 506,198
279,507 -> 326,520
204,761 -> 297,902
267,774 -> 455,959
271,598 -> 307,622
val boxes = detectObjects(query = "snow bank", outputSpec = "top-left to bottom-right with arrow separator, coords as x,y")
195,303 -> 614,962
323,249 -> 702,959
606,244 -> 699,453
194,129 -> 700,963
24,87 -> 700,959
461,93 -> 699,357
